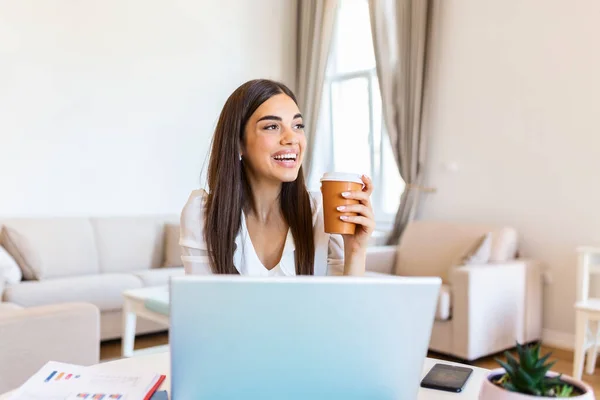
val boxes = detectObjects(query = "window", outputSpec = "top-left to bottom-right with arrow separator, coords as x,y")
311,0 -> 404,225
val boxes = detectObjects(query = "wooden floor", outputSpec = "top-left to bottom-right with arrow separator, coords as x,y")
101,333 -> 600,393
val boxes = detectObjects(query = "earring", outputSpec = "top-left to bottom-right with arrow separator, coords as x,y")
239,154 -> 242,161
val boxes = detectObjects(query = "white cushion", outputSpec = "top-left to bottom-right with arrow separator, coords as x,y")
91,217 -> 176,273
133,267 -> 185,287
460,233 -> 492,265
0,219 -> 99,279
0,245 -> 22,284
436,284 -> 451,321
489,227 -> 518,262
3,274 -> 142,311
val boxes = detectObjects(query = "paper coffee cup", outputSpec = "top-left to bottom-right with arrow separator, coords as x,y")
320,172 -> 364,235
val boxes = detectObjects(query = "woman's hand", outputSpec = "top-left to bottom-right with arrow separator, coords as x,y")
338,175 -> 376,271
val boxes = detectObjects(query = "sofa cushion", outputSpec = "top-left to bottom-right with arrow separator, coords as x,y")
436,284 -> 451,321
91,217 -> 175,273
395,221 -> 518,282
489,227 -> 518,262
460,233 -> 492,265
0,219 -> 99,279
0,244 -> 22,284
163,223 -> 183,268
133,267 -> 185,287
2,274 -> 142,312
0,226 -> 40,280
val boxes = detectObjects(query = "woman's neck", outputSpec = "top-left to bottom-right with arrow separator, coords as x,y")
245,173 -> 283,223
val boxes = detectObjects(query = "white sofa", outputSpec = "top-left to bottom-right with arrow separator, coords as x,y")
0,216 -> 184,341
365,220 -> 543,361
0,302 -> 100,393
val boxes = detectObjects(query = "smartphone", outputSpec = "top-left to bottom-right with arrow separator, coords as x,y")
420,363 -> 473,393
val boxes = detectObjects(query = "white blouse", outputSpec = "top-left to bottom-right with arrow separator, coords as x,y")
179,189 -> 345,276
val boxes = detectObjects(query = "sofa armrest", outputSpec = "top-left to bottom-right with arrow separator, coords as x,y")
448,259 -> 542,360
0,302 -> 100,393
366,245 -> 397,275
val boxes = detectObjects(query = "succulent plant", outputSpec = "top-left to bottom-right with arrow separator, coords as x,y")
494,342 -> 578,397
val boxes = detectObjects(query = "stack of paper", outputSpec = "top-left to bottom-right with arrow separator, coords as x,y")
9,361 -> 165,400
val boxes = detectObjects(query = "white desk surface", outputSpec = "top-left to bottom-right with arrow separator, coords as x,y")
2,351 -> 490,399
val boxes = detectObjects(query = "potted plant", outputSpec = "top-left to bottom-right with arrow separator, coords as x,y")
479,342 -> 595,399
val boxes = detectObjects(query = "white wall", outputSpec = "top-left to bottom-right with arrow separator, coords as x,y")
0,0 -> 296,217
420,0 -> 600,344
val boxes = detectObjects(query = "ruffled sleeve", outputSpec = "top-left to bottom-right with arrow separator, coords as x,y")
309,191 -> 345,276
327,232 -> 345,276
179,189 -> 213,275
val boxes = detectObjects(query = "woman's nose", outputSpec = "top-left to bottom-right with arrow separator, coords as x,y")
281,127 -> 299,145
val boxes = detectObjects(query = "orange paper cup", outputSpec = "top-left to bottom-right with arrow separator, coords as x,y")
320,172 -> 364,235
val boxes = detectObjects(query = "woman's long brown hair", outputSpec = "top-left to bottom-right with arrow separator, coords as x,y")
204,79 -> 315,275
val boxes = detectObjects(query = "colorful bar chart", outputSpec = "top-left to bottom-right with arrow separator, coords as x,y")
44,371 -> 57,382
77,393 -> 122,400
44,370 -> 82,383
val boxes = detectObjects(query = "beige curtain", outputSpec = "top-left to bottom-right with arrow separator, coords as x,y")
369,0 -> 432,244
296,0 -> 338,179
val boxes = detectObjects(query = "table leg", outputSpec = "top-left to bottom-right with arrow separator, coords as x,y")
122,300 -> 137,358
574,311 -> 589,380
586,320 -> 599,375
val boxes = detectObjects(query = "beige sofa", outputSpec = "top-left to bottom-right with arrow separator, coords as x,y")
0,302 -> 100,393
0,216 -> 184,341
365,220 -> 543,361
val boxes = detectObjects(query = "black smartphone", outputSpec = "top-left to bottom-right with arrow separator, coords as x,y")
420,363 -> 473,393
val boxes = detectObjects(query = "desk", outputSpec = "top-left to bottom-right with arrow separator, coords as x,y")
1,351 -> 490,399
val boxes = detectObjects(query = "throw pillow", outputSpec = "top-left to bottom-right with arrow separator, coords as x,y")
163,223 -> 183,268
0,226 -> 42,280
460,232 -> 492,265
0,244 -> 22,284
489,227 -> 518,262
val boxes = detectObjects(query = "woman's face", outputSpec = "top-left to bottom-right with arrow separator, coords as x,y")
242,93 -> 306,184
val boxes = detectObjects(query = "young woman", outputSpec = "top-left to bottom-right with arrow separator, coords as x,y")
179,79 -> 375,276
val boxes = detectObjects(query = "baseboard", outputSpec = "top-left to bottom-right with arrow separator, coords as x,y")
542,329 -> 575,350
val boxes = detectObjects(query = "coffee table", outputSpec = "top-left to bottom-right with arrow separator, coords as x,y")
0,351 -> 489,399
122,286 -> 170,357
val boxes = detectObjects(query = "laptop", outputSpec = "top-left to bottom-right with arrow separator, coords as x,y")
169,275 -> 441,400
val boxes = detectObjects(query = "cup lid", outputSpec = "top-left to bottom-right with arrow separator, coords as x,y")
320,172 -> 363,184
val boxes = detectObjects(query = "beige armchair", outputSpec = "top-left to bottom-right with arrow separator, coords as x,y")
0,302 -> 100,393
366,220 -> 543,361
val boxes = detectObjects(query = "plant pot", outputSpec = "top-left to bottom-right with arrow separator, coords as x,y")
479,368 -> 595,399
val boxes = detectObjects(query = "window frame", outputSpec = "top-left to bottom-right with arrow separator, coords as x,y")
321,0 -> 401,228
324,67 -> 397,226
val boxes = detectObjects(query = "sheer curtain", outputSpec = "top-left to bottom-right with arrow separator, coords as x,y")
296,0 -> 338,181
369,0 -> 432,244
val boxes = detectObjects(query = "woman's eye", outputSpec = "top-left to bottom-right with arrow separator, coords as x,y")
265,124 -> 278,130
295,124 -> 305,130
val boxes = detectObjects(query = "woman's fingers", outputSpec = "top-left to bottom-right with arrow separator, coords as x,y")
337,204 -> 374,220
339,215 -> 375,231
341,190 -> 371,206
361,174 -> 374,195
337,174 -> 375,234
